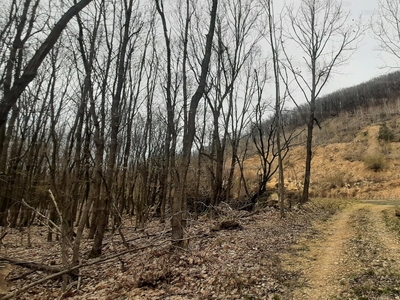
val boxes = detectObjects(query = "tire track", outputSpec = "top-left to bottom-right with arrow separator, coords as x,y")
368,204 -> 400,265
283,204 -> 358,300
341,204 -> 400,299
283,202 -> 400,300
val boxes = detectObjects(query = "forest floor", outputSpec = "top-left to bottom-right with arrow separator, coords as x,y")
1,199 -> 400,299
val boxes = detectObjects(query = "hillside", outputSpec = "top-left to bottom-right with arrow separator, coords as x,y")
275,105 -> 400,201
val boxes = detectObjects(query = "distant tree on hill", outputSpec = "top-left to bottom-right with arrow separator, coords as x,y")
278,70 -> 400,130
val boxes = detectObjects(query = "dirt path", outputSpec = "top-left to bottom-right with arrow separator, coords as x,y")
283,201 -> 400,300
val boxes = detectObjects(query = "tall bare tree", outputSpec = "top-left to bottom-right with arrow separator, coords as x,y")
86,0 -> 143,258
204,0 -> 262,212
72,0 -> 105,261
174,0 -> 218,247
263,0 -> 285,216
282,0 -> 363,203
154,0 -> 179,224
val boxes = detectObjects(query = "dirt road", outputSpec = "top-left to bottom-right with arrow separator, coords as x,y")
283,200 -> 400,299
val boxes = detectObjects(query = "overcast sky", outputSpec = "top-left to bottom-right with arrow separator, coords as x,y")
322,0 -> 396,96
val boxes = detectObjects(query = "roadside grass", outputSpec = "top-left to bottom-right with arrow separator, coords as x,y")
309,198 -> 349,220
382,207 -> 400,238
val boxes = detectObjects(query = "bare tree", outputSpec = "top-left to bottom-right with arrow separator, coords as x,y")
224,63 -> 254,204
174,0 -> 218,247
249,67 -> 293,210
282,0 -> 363,203
263,0 -> 285,216
71,0 -> 105,262
372,0 -> 400,67
0,0 -> 93,130
154,0 -> 179,224
86,0 -> 143,258
204,0 -> 262,213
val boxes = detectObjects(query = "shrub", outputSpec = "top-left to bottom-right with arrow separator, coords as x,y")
364,153 -> 387,172
378,123 -> 394,142
325,172 -> 346,189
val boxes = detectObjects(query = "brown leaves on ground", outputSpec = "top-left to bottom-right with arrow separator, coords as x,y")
0,203 -> 333,300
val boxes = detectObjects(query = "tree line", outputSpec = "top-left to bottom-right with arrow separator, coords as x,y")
282,71 -> 400,129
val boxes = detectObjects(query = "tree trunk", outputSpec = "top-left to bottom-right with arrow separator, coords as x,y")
267,0 -> 285,217
302,118 -> 314,203
171,0 -> 218,247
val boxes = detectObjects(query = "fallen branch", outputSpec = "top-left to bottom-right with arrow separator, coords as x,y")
8,270 -> 37,281
0,257 -> 62,273
21,199 -> 60,233
0,229 -> 213,300
0,231 -> 7,242
239,210 -> 260,219
100,229 -> 172,250
0,239 -> 171,300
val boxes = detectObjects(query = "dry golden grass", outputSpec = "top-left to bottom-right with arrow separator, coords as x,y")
259,108 -> 400,200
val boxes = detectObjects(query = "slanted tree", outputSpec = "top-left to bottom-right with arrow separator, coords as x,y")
0,0 -> 93,130
205,0 -> 262,213
262,0 -> 286,217
174,0 -> 218,247
0,0 -> 94,227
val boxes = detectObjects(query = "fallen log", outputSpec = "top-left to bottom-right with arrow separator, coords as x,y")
0,257 -> 62,274
211,220 -> 243,232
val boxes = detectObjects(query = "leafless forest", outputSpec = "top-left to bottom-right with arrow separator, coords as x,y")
1,0 -> 400,298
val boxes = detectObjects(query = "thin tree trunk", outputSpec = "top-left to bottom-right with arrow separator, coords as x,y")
267,0 -> 285,217
90,0 -> 136,257
172,0 -> 218,247
302,119 -> 314,203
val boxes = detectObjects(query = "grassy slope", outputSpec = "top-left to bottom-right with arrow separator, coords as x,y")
274,105 -> 400,200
